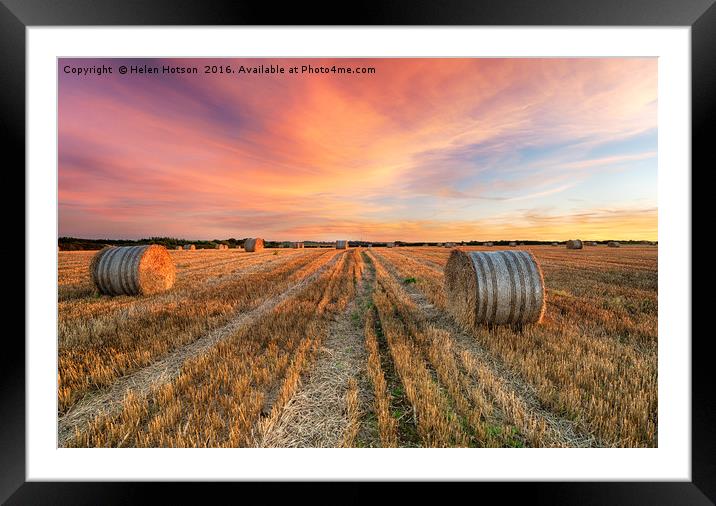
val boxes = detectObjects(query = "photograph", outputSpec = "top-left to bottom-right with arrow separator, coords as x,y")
56,57 -> 659,449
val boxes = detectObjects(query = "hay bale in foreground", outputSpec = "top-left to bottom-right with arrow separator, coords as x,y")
608,241 -> 620,248
244,238 -> 264,252
90,245 -> 175,296
336,240 -> 348,249
445,249 -> 545,327
183,244 -> 196,251
566,239 -> 583,250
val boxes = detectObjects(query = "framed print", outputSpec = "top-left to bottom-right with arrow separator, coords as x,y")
4,0 -> 713,502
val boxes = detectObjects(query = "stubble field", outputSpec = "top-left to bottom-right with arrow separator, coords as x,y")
58,245 -> 657,448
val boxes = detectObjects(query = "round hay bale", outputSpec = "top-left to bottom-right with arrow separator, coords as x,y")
336,240 -> 348,249
90,245 -> 175,296
484,242 -> 493,247
386,242 -> 395,248
566,239 -> 583,250
608,241 -> 620,248
175,246 -> 182,250
244,238 -> 264,252
509,242 -> 517,247
183,244 -> 196,251
552,242 -> 559,246
445,249 -> 545,327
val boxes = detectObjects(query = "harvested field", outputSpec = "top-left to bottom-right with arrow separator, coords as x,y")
58,244 -> 657,448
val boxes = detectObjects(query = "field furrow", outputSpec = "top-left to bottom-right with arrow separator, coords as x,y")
255,250 -> 374,448
372,247 -> 657,447
63,250 -> 347,447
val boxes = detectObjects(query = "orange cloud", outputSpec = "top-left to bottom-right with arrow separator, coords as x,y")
58,58 -> 657,241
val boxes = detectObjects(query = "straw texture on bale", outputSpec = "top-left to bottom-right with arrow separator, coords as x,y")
336,240 -> 348,249
445,249 -> 545,327
608,241 -> 620,248
184,244 -> 196,251
244,238 -> 264,252
566,239 -> 583,250
90,245 -> 175,296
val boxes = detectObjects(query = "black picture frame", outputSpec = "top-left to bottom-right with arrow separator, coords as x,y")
3,0 -> 711,503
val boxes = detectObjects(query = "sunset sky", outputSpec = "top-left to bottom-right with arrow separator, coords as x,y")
58,58 -> 657,241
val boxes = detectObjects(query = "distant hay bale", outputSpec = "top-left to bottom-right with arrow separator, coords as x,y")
183,244 -> 196,251
291,242 -> 304,249
509,242 -> 517,247
445,249 -> 545,327
386,242 -> 395,248
566,239 -> 583,250
244,238 -> 264,252
175,246 -> 182,250
336,240 -> 348,249
90,245 -> 175,296
608,241 -> 620,248
484,242 -> 493,247
552,242 -> 559,246
437,243 -> 443,247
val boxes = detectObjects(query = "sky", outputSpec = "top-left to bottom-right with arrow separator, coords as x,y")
58,58 -> 657,241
